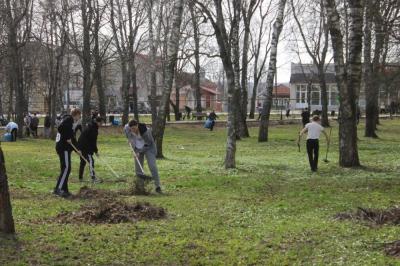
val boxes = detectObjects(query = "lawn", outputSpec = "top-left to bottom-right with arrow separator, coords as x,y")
1,119 -> 400,265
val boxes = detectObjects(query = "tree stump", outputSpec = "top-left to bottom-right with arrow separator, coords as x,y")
0,146 -> 15,234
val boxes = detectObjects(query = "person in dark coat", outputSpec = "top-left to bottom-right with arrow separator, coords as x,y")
301,108 -> 311,127
30,113 -> 39,137
54,108 -> 81,198
208,110 -> 219,131
78,117 -> 102,183
44,114 -> 51,138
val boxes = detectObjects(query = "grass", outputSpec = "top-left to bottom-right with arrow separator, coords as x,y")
1,119 -> 400,265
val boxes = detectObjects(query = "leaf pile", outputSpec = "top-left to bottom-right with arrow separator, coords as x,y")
335,207 -> 400,226
55,200 -> 166,224
385,241 -> 400,258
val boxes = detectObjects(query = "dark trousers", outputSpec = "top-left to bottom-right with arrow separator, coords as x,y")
30,126 -> 38,137
11,129 -> 17,142
210,120 -> 215,131
79,153 -> 96,180
306,139 -> 319,171
55,150 -> 72,192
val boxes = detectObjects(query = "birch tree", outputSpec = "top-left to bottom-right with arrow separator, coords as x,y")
109,0 -> 146,124
152,0 -> 185,158
194,0 -> 245,167
249,3 -> 272,119
4,0 -> 34,137
258,0 -> 287,142
291,0 -> 330,127
324,0 -> 363,167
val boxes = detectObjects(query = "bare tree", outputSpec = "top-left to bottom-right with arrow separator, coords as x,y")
324,0 -> 363,167
249,3 -> 272,119
291,0 -> 330,127
195,0 -> 242,168
152,0 -> 185,158
364,0 -> 399,137
0,146 -> 15,234
238,0 -> 259,137
109,0 -> 146,125
189,1 -> 202,117
258,0 -> 287,142
4,0 -> 34,137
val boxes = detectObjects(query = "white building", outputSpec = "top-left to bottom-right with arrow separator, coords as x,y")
289,63 -> 339,111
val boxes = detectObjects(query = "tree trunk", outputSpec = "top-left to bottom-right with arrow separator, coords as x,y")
324,0 -> 362,167
153,0 -> 184,158
0,147 -> 15,234
121,62 -> 131,125
258,0 -> 286,142
174,86 -> 180,121
130,63 -> 139,121
318,71 -> 330,127
148,0 -> 158,126
81,0 -> 93,127
363,0 -> 377,137
189,3 -> 202,116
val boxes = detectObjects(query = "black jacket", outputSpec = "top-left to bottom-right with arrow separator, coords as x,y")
44,116 -> 51,128
56,115 -> 78,153
78,121 -> 99,154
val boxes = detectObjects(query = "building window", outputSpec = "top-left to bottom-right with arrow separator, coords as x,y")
329,85 -> 338,106
296,85 -> 307,104
311,85 -> 320,105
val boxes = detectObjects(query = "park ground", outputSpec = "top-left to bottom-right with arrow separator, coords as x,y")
1,119 -> 400,265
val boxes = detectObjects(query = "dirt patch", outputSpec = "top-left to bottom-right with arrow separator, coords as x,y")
54,199 -> 166,224
71,186 -> 118,200
385,241 -> 400,258
335,207 -> 400,226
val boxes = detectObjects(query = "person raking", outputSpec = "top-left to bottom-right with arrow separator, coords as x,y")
54,108 -> 82,197
124,119 -> 162,194
78,116 -> 102,183
298,115 -> 330,172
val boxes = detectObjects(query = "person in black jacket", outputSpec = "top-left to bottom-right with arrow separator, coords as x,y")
54,108 -> 81,197
78,117 -> 102,183
301,108 -> 311,127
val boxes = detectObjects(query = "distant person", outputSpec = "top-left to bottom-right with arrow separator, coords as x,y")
208,110 -> 219,131
301,108 -> 311,127
330,110 -> 336,117
286,108 -> 291,118
44,114 -> 51,138
78,117 -> 102,183
356,106 -> 361,125
30,113 -> 39,137
24,113 -> 31,137
5,121 -> 18,142
54,108 -> 82,198
298,116 -> 329,172
183,105 -> 192,120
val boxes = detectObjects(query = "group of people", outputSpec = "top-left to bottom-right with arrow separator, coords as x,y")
3,113 -> 52,142
54,108 -> 162,198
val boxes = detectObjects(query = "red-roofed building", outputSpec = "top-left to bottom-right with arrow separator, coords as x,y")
171,71 -> 222,112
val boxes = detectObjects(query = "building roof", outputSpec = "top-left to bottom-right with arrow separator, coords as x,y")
176,71 -> 219,95
290,63 -> 336,84
257,84 -> 290,98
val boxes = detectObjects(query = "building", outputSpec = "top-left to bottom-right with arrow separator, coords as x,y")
257,83 -> 290,109
289,63 -> 339,111
171,71 -> 221,112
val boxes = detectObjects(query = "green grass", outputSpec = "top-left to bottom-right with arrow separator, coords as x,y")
1,120 -> 400,265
